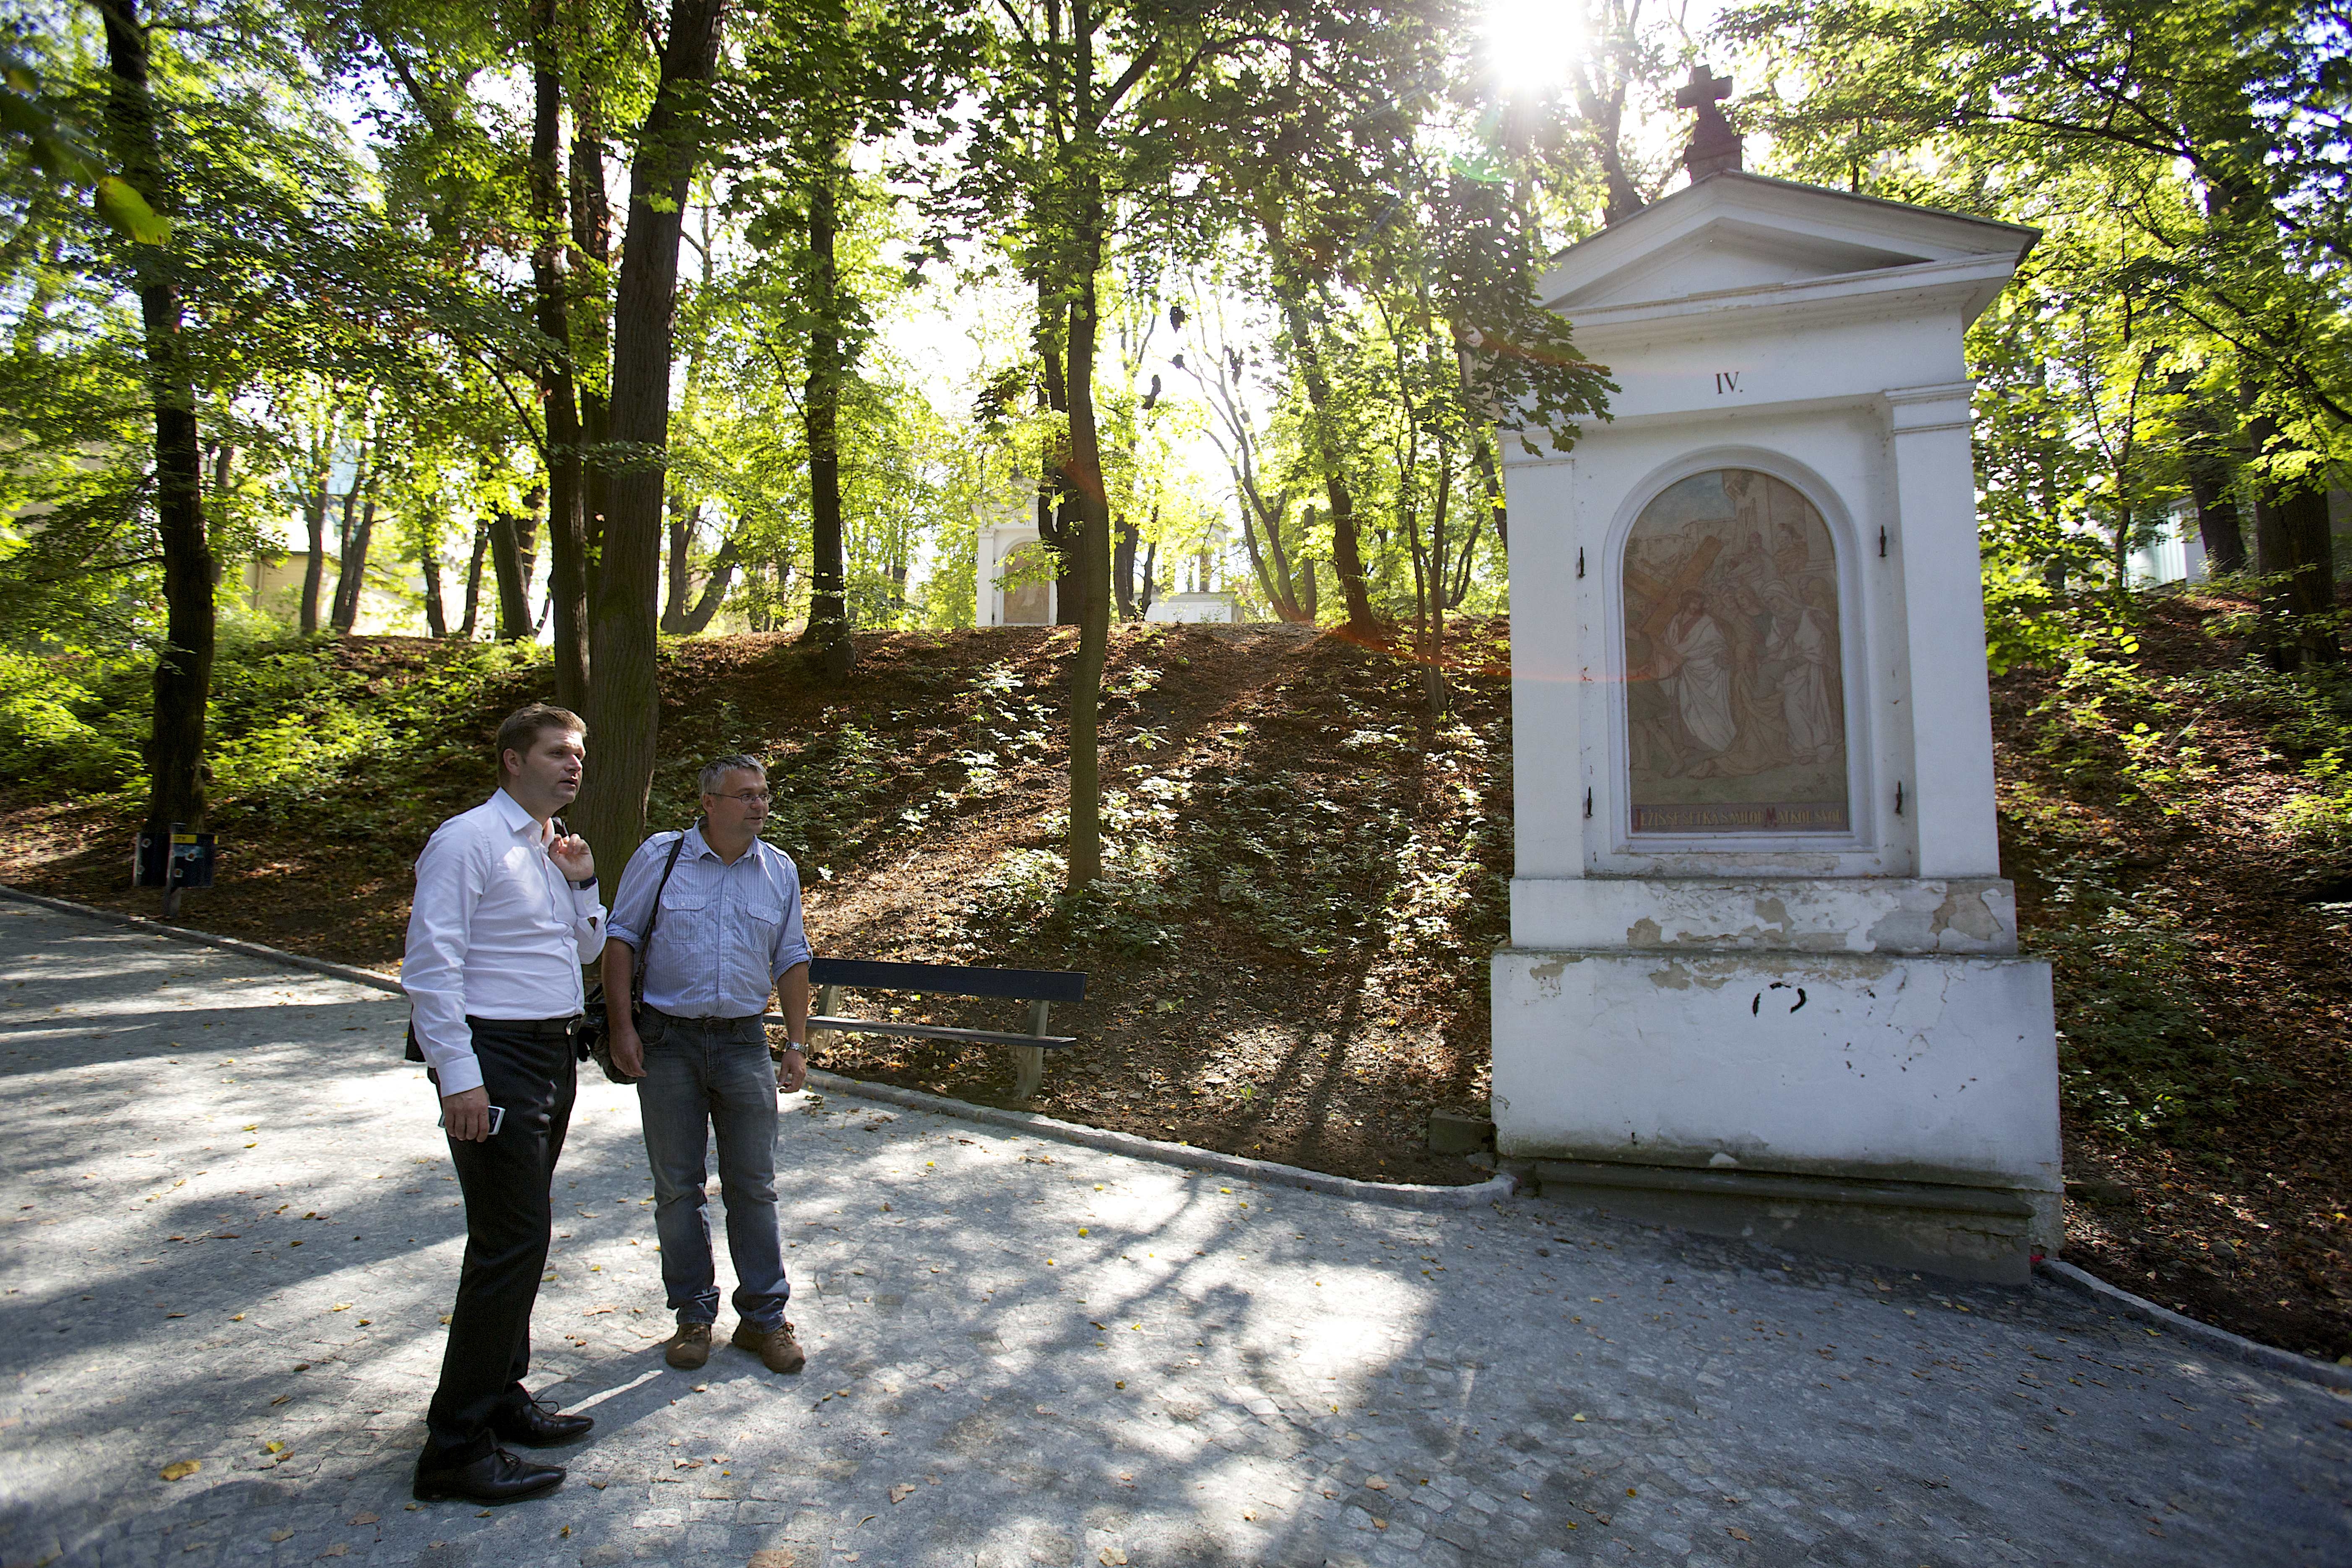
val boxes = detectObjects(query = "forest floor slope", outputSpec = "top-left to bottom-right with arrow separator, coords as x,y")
3,605 -> 2347,1360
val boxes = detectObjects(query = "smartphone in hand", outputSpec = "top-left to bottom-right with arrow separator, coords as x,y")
437,1105 -> 507,1135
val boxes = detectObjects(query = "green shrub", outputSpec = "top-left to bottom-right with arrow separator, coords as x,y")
2039,864 -> 2276,1140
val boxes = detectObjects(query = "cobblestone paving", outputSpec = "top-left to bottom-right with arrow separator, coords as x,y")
3,898 -> 2348,1568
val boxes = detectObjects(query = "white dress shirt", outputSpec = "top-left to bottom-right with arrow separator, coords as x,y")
403,788 -> 608,1095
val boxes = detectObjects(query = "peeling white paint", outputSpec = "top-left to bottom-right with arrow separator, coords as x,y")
1520,877 -> 2019,956
1492,947 -> 2061,1198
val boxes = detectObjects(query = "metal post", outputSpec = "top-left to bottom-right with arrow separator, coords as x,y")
1011,999 -> 1049,1101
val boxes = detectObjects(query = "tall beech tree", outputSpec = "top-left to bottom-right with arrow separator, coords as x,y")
570,0 -> 728,881
1179,4 -> 1460,640
722,0 -> 963,673
941,0 -> 1471,885
94,0 -> 213,848
530,0 -> 590,709
1725,0 -> 2349,667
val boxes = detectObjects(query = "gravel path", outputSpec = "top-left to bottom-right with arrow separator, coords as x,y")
3,898 -> 2346,1568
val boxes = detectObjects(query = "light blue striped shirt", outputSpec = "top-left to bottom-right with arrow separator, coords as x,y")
607,826 -> 812,1019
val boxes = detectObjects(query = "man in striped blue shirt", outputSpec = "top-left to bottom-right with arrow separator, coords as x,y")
603,753 -> 812,1376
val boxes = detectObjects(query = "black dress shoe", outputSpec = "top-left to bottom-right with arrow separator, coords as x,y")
491,1394 -> 595,1448
412,1446 -> 565,1504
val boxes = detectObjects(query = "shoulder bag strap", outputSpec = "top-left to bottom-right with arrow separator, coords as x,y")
632,831 -> 689,1006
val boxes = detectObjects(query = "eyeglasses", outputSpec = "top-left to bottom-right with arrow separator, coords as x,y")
713,790 -> 772,805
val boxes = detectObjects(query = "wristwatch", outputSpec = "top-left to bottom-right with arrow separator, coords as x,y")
783,1041 -> 807,1053
568,875 -> 598,890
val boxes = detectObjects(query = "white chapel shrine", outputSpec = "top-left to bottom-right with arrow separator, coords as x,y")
1490,91 -> 2061,1282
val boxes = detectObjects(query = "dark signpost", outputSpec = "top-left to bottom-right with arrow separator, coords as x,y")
134,824 -> 216,919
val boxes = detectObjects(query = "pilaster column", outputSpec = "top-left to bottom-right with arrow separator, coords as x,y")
1886,382 -> 2001,877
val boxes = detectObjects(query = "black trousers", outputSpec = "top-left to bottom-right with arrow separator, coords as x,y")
422,1016 -> 578,1463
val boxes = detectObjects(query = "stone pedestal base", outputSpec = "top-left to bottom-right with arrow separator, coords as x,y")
1491,945 -> 2061,1278
1527,1159 -> 2041,1283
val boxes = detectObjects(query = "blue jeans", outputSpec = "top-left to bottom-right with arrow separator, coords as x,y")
636,1010 -> 790,1330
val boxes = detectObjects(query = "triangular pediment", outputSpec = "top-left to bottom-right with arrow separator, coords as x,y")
1542,171 -> 2037,316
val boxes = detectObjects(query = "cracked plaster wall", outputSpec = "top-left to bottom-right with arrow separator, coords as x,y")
1491,947 -> 2060,1196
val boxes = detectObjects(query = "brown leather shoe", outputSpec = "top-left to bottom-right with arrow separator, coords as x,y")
731,1319 -> 806,1374
664,1321 -> 712,1370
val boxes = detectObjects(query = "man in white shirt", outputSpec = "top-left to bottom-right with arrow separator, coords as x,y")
402,703 -> 606,1505
603,753 -> 812,1376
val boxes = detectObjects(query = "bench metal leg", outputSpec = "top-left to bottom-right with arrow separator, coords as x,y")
812,984 -> 842,1046
1011,999 -> 1049,1101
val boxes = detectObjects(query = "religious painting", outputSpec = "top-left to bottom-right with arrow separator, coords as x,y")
1621,468 -> 1848,834
999,541 -> 1054,625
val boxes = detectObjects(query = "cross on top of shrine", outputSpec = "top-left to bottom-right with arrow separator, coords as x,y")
1675,65 -> 1732,111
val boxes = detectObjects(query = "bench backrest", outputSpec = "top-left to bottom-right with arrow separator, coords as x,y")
809,956 -> 1087,1004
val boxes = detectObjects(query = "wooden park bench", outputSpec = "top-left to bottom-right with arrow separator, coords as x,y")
765,956 -> 1088,1100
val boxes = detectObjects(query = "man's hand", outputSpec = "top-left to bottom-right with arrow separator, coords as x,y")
549,833 -> 594,883
442,1085 -> 493,1142
608,1020 -> 648,1079
777,1045 -> 807,1094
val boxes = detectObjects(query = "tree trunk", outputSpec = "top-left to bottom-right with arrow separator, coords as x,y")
1062,221 -> 1110,888
1275,278 -> 1374,637
662,491 -> 697,632
458,521 -> 489,639
2279,486 -> 2339,667
97,0 -> 212,853
2253,474 -> 2338,670
419,520 -> 449,639
747,547 -> 791,631
1422,443 -> 1452,714
329,442 -> 375,633
2189,470 -> 2246,575
799,148 -> 851,673
2248,413 -> 2339,669
515,494 -> 541,605
532,0 -> 590,712
298,451 -> 329,634
678,536 -> 738,634
489,510 -> 533,640
1034,276 -> 1082,625
332,498 -> 378,634
1234,489 -> 1311,623
1113,517 -> 1136,619
207,441 -> 235,532
572,0 -> 728,883
2182,397 -> 2245,573
1473,432 -> 1506,552
569,39 -> 614,569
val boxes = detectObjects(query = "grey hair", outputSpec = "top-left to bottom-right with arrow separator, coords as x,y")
699,753 -> 767,795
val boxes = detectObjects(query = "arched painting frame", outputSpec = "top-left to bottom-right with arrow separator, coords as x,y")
1620,466 -> 1850,835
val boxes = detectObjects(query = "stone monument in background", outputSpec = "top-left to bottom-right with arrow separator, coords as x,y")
1490,78 -> 2062,1282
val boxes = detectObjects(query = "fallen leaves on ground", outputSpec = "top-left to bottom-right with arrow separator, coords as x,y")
159,1459 -> 199,1481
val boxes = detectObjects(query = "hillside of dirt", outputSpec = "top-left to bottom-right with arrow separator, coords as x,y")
4,603 -> 2348,1360
0,622 -> 1512,1191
